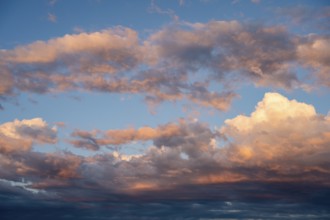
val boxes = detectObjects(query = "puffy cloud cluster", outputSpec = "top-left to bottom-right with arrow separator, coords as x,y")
1,21 -> 329,111
297,36 -> 330,86
149,21 -> 298,88
65,93 -> 330,192
0,118 -> 57,153
0,28 -> 142,95
221,93 -> 330,173
0,93 -> 330,209
0,120 -> 81,189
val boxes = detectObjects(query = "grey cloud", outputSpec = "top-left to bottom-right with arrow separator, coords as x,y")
149,21 -> 299,88
70,120 -> 218,159
70,130 -> 100,151
277,5 -> 330,32
0,118 -> 57,153
297,35 -> 330,87
16,124 -> 57,144
1,95 -> 330,218
2,94 -> 329,202
2,20 -> 329,111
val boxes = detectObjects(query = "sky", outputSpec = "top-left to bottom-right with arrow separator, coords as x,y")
0,0 -> 330,219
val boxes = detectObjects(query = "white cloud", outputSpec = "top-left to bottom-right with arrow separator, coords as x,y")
221,92 -> 330,165
0,118 -> 57,153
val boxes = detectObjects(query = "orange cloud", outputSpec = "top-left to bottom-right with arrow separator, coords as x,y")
0,93 -> 329,201
3,28 -> 140,64
0,118 -> 57,153
221,92 -> 330,167
3,21 -> 328,111
297,36 -> 330,87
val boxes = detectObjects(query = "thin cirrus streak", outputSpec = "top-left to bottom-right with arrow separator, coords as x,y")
1,20 -> 329,111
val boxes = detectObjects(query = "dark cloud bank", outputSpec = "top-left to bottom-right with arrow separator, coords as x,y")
1,181 -> 330,219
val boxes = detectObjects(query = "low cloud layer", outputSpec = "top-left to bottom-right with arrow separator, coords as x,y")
0,93 -> 329,211
1,20 -> 329,110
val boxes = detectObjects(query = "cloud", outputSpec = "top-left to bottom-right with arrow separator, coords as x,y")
251,0 -> 260,4
1,20 -> 329,111
1,193 -> 328,220
67,93 -> 330,194
49,0 -> 57,6
48,13 -> 57,23
0,67 -> 14,95
34,93 -> 330,193
276,5 -> 330,30
0,25 -> 234,111
70,119 -> 216,156
221,92 -> 330,170
297,36 -> 330,86
0,118 -> 57,153
0,93 -> 329,218
148,0 -> 179,21
149,21 -> 298,89
1,27 -> 141,65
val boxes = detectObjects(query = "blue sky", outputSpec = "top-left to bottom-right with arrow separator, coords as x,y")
1,0 -> 330,219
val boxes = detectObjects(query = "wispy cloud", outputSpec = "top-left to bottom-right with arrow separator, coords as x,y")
149,0 -> 179,21
251,0 -> 260,4
277,5 -> 330,27
48,13 -> 57,23
49,0 -> 57,6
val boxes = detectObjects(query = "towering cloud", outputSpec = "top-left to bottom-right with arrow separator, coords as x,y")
221,93 -> 330,173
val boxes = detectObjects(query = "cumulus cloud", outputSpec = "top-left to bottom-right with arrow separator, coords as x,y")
148,20 -> 300,89
0,94 -> 329,214
0,118 -> 57,153
0,28 -> 144,97
0,25 -> 235,110
1,20 -> 329,111
67,93 -> 330,193
221,93 -> 330,172
297,36 -> 330,86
